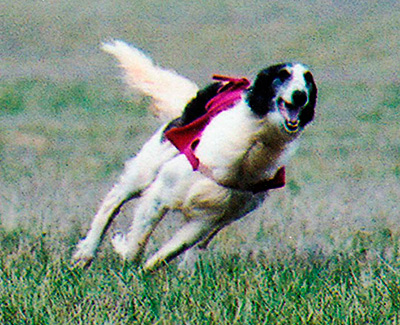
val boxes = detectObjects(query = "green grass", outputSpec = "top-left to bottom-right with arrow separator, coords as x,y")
1,228 -> 400,324
2,0 -> 400,323
0,74 -> 399,325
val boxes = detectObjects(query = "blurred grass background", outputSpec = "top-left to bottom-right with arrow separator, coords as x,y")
1,0 -> 399,258
1,0 -> 400,323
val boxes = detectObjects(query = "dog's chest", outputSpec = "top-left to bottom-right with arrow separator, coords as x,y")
195,105 -> 295,190
227,124 -> 292,187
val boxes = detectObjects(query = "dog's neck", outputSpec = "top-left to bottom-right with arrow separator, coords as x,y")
199,100 -> 300,191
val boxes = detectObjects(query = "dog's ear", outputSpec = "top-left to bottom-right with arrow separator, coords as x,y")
246,64 -> 287,117
299,71 -> 317,128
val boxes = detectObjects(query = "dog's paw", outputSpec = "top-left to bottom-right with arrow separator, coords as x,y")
143,257 -> 159,273
71,250 -> 94,269
71,239 -> 95,268
112,232 -> 144,264
177,248 -> 202,273
111,232 -> 129,259
72,255 -> 93,269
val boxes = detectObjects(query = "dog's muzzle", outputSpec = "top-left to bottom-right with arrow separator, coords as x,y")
278,90 -> 308,133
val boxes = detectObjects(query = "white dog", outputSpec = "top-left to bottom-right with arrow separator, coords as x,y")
72,40 -> 317,271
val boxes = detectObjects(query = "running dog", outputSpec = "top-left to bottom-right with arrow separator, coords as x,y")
72,40 -> 317,271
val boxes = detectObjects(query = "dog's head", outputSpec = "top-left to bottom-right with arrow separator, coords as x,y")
247,63 -> 317,134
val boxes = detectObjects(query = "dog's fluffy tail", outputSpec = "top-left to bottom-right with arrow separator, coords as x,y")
102,40 -> 199,120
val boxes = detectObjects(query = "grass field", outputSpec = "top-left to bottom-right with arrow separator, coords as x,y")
1,0 -> 400,324
1,235 -> 400,324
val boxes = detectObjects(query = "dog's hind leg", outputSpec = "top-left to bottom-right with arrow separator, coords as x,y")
177,199 -> 260,272
177,222 -> 229,271
72,128 -> 177,267
143,219 -> 216,272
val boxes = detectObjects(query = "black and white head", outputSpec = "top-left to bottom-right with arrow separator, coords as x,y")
247,63 -> 317,134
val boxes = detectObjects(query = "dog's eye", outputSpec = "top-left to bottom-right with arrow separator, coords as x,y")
304,71 -> 314,84
277,69 -> 291,81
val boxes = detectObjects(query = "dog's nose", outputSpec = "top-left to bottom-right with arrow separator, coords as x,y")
292,90 -> 307,107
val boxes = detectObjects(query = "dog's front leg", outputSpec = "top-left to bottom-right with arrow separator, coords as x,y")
72,181 -> 139,267
73,127 -> 177,267
111,182 -> 170,263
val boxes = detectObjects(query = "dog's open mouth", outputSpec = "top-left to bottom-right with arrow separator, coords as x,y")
278,98 -> 300,133
284,120 -> 299,133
